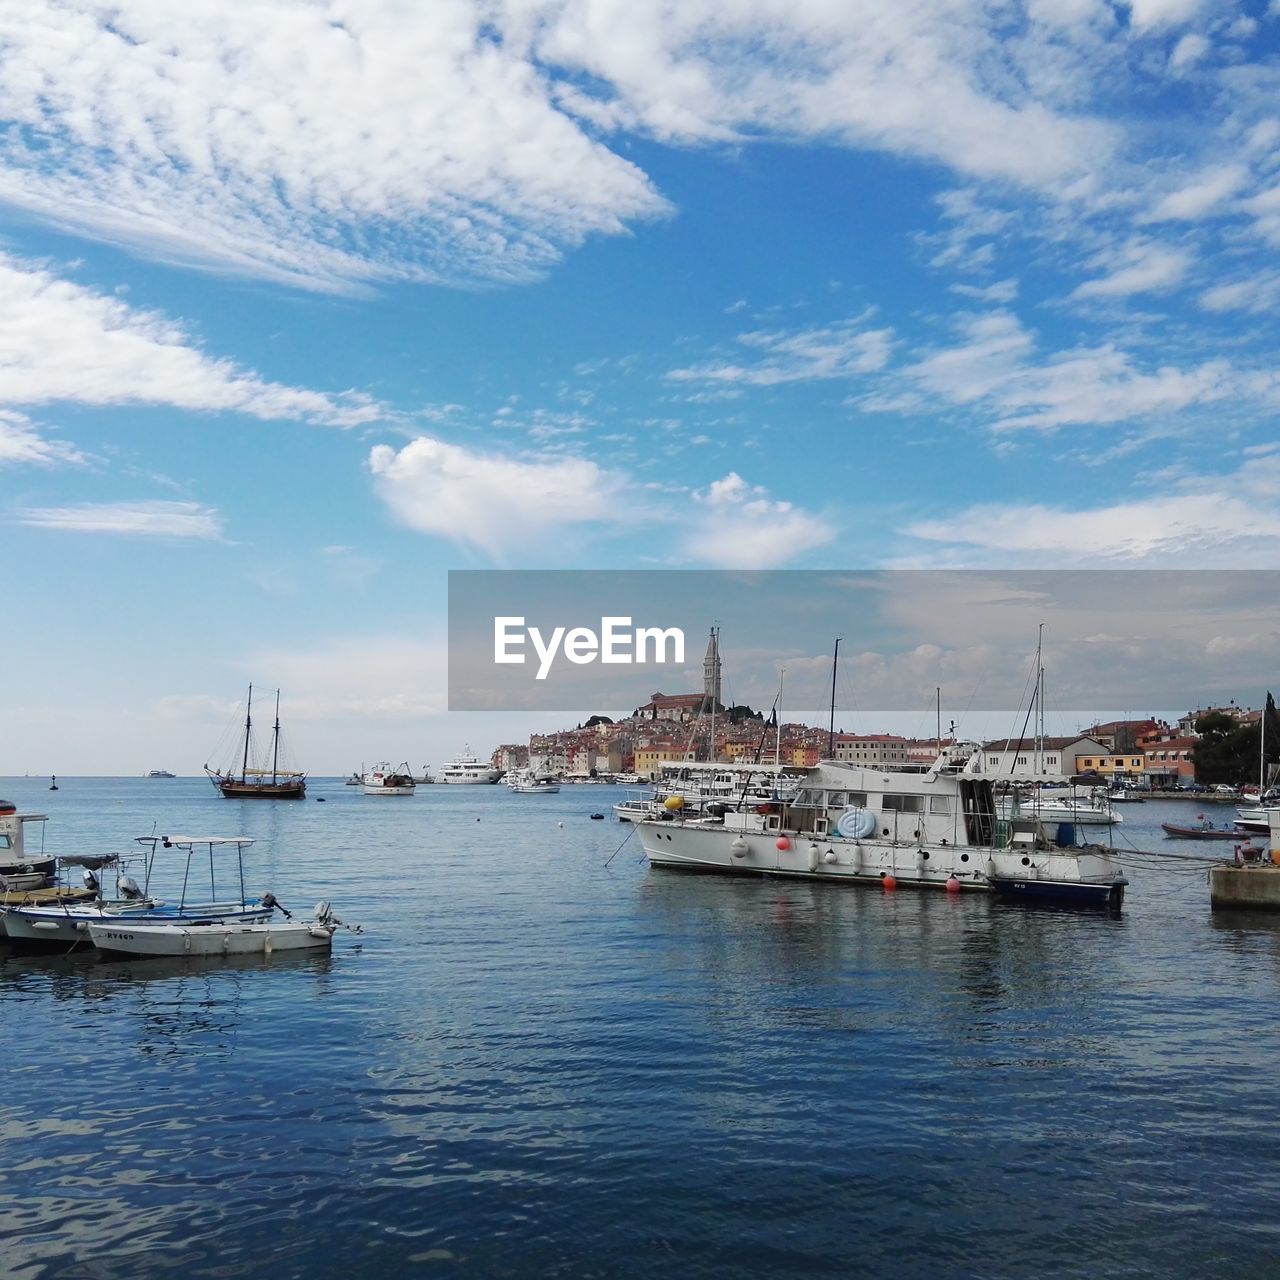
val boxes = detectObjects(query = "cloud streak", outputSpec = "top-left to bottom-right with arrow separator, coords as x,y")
12,499 -> 224,538
0,255 -> 382,425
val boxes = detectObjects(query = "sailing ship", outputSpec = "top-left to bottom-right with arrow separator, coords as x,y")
204,685 -> 307,799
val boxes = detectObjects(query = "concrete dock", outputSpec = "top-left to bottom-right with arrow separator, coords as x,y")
1210,813 -> 1280,911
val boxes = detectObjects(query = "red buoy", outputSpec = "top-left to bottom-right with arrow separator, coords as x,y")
946,875 -> 961,894
883,873 -> 897,892
776,836 -> 791,851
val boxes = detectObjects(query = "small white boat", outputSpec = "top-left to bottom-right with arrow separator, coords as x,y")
147,770 -> 176,779
87,903 -> 352,958
1010,793 -> 1121,827
1235,805 -> 1280,835
439,749 -> 502,784
80,835 -> 359,959
508,770 -> 561,794
362,762 -> 416,795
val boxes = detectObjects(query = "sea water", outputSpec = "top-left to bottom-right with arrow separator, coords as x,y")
2,777 -> 1279,1279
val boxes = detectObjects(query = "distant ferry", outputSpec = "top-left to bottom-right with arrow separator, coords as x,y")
438,750 -> 502,785
146,770 -> 176,779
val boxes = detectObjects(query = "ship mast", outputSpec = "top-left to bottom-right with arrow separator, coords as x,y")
241,683 -> 253,783
827,637 -> 841,758
271,689 -> 282,785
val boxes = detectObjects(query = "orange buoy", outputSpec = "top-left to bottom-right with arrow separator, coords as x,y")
776,836 -> 790,851
946,875 -> 961,894
882,873 -> 897,892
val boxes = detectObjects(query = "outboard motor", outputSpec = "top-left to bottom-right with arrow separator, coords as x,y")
117,874 -> 143,900
83,868 -> 100,893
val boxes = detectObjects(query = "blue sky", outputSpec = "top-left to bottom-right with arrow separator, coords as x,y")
2,0 -> 1278,774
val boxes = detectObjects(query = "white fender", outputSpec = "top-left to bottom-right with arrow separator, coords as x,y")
807,843 -> 820,873
730,837 -> 749,859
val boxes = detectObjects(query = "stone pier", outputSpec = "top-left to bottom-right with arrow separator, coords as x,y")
1209,811 -> 1280,911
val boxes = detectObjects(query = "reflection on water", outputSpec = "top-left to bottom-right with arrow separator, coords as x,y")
2,779 -> 1280,1279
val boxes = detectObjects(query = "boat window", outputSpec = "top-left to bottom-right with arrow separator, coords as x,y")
846,791 -> 867,807
791,788 -> 821,808
929,796 -> 952,814
825,791 -> 848,810
882,794 -> 924,813
0,834 -> 10,848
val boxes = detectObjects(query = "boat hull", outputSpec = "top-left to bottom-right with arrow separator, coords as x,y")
362,784 -> 415,795
87,919 -> 334,958
215,779 -> 306,799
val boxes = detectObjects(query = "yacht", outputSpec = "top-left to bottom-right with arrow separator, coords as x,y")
438,750 -> 502,785
508,770 -> 561,794
635,748 -> 1127,908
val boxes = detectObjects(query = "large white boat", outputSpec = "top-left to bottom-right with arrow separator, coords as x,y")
635,750 -> 1128,908
508,770 -> 561,794
362,762 -> 416,795
438,750 -> 502,784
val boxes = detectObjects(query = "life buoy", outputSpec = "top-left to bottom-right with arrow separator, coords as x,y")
835,807 -> 877,839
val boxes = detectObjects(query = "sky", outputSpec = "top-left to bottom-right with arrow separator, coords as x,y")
1,0 -> 1278,775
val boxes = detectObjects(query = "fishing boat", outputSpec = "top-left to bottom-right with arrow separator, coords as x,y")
0,800 -> 56,891
438,750 -> 502,784
1162,818 -> 1242,840
508,770 -> 561,794
87,904 -> 353,958
204,685 -> 306,799
362,762 -> 416,795
82,835 -> 359,958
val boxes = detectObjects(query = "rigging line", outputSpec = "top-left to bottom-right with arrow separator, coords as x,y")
604,822 -> 637,867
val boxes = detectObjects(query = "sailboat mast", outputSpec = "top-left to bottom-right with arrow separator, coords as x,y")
708,626 -> 718,764
936,687 -> 941,756
241,683 -> 253,783
827,637 -> 841,757
272,689 -> 281,785
1036,623 -> 1045,779
775,668 -> 785,768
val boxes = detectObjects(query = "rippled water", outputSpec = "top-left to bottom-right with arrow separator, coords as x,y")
3,778 -> 1279,1279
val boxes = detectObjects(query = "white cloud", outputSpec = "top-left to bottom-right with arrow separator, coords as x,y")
0,410 -> 84,467
668,319 -> 894,386
0,2 -> 667,291
903,457 -> 1280,565
1071,239 -> 1192,299
12,499 -> 224,538
0,255 -> 382,425
685,472 -> 834,568
1120,0 -> 1207,30
1147,164 -> 1246,221
368,435 -> 624,558
1199,271 -> 1280,314
861,310 -> 1238,431
1168,33 -> 1211,69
